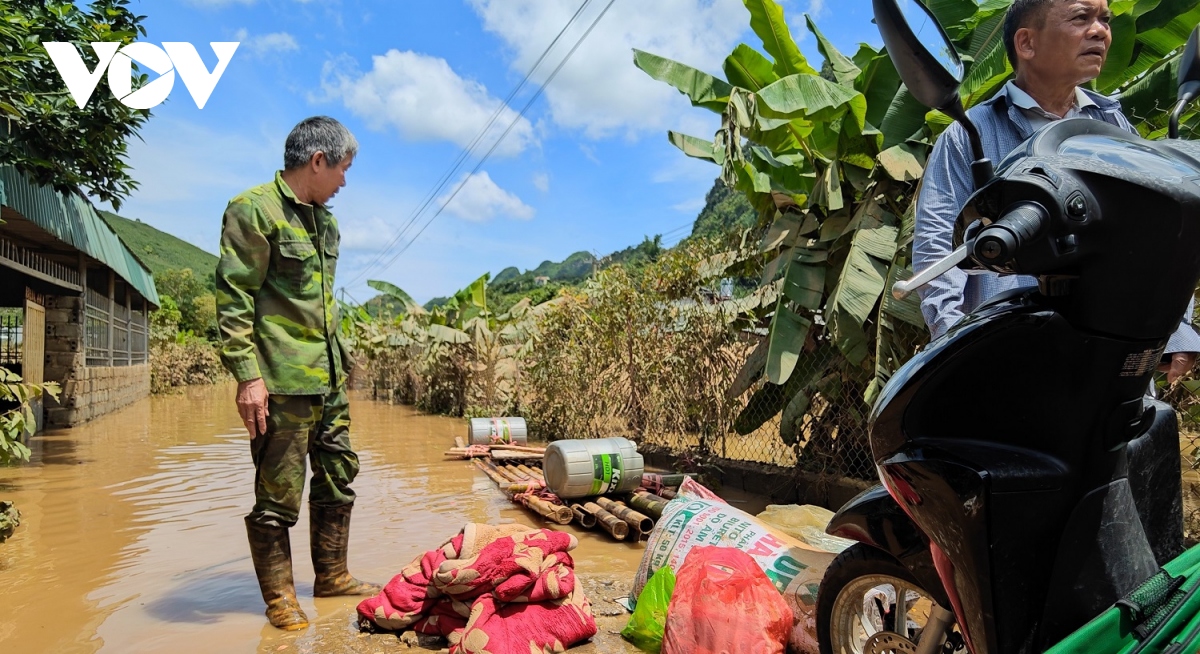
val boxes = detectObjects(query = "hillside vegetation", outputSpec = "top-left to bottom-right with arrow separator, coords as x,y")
99,211 -> 218,281
420,178 -> 754,313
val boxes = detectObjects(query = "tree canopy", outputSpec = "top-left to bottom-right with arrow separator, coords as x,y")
0,0 -> 150,209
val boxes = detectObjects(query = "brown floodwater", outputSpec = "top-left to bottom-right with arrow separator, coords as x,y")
0,383 -> 652,653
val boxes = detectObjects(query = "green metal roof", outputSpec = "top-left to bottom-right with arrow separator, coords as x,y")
0,166 -> 159,306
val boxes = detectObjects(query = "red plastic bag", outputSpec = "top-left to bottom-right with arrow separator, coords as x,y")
662,546 -> 793,654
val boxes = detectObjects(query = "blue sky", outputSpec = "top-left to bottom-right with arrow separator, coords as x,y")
101,0 -> 884,304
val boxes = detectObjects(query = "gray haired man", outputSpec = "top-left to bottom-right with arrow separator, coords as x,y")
216,116 -> 378,630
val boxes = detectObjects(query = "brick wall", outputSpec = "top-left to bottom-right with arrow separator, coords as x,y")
52,363 -> 150,424
43,294 -> 150,426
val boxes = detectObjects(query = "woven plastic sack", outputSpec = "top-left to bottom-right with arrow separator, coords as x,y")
634,481 -> 841,653
621,565 -> 677,652
662,546 -> 793,654
756,504 -> 856,553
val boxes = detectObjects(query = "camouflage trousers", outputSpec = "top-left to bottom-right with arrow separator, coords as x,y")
247,386 -> 360,528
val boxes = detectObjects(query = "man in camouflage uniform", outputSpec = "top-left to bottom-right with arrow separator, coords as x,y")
216,116 -> 378,630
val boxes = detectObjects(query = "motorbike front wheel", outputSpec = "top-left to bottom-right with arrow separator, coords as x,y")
817,544 -> 958,654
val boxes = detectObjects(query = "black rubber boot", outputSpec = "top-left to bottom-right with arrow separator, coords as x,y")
246,518 -> 309,630
310,503 -> 382,597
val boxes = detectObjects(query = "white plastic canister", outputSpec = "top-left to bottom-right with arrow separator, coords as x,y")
468,417 -> 528,445
542,437 -> 644,498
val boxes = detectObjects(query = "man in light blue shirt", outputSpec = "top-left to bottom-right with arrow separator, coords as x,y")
914,0 -> 1200,381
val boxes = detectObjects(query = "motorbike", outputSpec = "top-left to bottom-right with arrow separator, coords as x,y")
815,2 -> 1200,654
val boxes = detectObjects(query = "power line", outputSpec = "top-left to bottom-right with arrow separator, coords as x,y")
343,0 -> 596,287
659,220 -> 694,240
362,0 -> 620,280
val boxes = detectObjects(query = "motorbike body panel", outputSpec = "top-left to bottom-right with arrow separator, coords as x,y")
843,122 -> 1200,653
826,485 -> 948,608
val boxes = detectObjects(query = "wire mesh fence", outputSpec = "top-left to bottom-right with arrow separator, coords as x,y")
1184,433 -> 1200,544
1162,378 -> 1200,543
628,341 -> 877,484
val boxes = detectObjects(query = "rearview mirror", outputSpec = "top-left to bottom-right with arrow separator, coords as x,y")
872,0 -> 962,109
1170,26 -> 1200,139
873,0 -> 991,187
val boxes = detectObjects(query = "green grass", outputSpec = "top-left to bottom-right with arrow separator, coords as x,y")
99,210 -> 218,281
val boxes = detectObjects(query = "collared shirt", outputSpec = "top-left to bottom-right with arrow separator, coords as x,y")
914,84 -> 1200,353
1004,81 -> 1097,130
215,171 -> 350,395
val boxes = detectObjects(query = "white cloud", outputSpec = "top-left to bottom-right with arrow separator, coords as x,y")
98,117 -> 282,252
468,0 -> 747,139
338,215 -> 395,252
808,0 -> 828,18
234,29 -> 300,56
437,172 -> 534,222
652,155 -> 720,184
579,143 -> 600,165
788,15 -> 810,43
320,50 -> 536,157
532,172 -> 550,192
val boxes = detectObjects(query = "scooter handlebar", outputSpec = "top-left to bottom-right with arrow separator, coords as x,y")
971,202 -> 1048,267
892,245 -> 969,300
891,202 -> 1048,301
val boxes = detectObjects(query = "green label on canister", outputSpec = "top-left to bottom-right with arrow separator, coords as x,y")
589,453 -> 624,495
490,419 -> 510,443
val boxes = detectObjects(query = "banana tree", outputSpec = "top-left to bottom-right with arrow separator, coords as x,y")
358,274 -> 540,415
465,296 -> 565,415
366,279 -> 422,318
636,0 -> 1200,454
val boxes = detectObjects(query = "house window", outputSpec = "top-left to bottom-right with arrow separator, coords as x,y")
85,277 -> 110,366
0,308 -> 22,367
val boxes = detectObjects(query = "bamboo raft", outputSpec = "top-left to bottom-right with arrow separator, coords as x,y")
445,443 -> 546,461
452,433 -> 688,545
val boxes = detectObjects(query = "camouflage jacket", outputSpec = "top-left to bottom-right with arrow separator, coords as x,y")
215,172 -> 350,395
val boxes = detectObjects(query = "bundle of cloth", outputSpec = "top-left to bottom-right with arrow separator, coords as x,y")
357,523 -> 597,654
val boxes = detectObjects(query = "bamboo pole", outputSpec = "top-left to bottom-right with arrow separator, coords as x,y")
596,497 -> 654,533
642,473 -> 686,488
570,503 -> 597,528
527,496 -> 573,524
474,459 -> 509,486
659,488 -> 678,500
516,464 -> 545,483
481,459 -> 518,482
514,463 -> 536,476
455,436 -> 466,448
444,446 -> 542,456
493,466 -> 523,483
628,491 -> 669,519
489,444 -> 546,454
502,464 -> 535,481
489,451 -> 544,461
582,502 -> 628,540
445,449 -> 490,459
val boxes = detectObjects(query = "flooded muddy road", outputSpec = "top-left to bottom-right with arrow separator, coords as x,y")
0,384 -> 651,653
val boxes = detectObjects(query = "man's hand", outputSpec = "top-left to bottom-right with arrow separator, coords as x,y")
236,378 -> 269,439
1159,352 -> 1198,384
